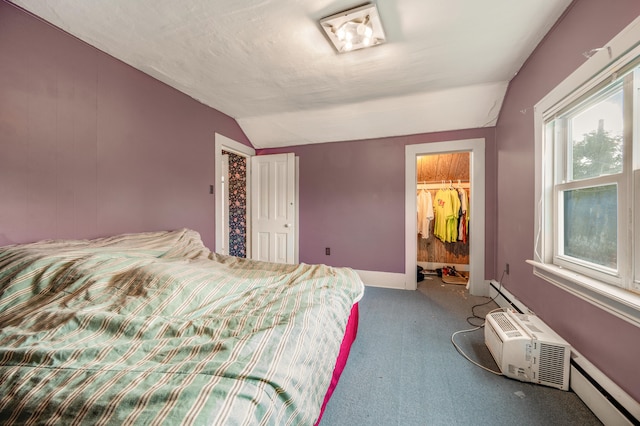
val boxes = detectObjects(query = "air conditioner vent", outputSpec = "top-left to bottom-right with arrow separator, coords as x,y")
538,343 -> 567,386
492,312 -> 522,337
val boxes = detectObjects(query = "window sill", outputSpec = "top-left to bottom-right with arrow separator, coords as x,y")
527,260 -> 640,327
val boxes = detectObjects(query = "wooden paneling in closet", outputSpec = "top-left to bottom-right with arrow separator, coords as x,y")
417,153 -> 469,183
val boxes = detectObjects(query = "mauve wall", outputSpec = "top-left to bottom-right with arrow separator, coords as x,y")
259,127 -> 497,277
495,0 -> 640,400
0,1 -> 252,249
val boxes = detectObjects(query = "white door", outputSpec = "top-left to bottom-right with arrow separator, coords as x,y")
251,153 -> 296,264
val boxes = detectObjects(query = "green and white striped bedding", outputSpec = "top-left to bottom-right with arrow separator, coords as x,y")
0,229 -> 364,425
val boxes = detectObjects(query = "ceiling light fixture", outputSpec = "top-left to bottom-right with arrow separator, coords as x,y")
320,3 -> 386,53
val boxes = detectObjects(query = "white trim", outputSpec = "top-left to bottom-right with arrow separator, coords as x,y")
295,157 -> 300,264
405,139 -> 486,295
355,270 -> 406,289
526,260 -> 640,327
571,350 -> 640,426
214,133 -> 255,255
221,154 -> 230,255
489,280 -> 639,425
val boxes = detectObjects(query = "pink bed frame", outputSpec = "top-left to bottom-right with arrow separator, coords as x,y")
314,302 -> 360,425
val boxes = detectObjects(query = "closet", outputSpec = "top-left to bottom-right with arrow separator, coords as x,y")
416,152 -> 470,283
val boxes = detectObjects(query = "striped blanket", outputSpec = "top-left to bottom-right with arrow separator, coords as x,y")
0,229 -> 364,425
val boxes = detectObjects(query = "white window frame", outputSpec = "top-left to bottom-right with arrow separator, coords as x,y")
529,17 -> 640,327
552,78 -> 629,288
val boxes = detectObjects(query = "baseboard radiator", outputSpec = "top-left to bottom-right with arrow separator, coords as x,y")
489,281 -> 640,426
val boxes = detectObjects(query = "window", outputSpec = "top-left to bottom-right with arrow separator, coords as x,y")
551,77 -> 629,287
532,27 -> 640,326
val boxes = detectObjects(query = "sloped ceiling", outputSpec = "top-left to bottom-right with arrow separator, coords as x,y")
9,0 -> 572,148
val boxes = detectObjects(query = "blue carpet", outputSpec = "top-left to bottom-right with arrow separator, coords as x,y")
320,281 -> 602,425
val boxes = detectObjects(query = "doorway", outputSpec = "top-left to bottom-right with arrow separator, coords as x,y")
214,134 -> 299,263
214,133 -> 255,256
417,152 -> 470,273
405,139 -> 487,296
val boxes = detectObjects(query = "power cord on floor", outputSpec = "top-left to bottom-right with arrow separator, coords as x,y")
466,270 -> 505,327
451,269 -> 508,375
451,321 -> 503,376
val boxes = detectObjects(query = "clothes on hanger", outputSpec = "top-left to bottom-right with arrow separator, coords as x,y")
417,182 -> 470,244
457,187 -> 469,244
433,187 -> 460,243
417,189 -> 434,239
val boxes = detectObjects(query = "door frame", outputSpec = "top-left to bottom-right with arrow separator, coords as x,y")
214,133 -> 255,256
405,139 -> 487,296
220,153 -> 230,255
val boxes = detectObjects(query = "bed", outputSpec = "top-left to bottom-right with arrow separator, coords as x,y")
0,229 -> 364,425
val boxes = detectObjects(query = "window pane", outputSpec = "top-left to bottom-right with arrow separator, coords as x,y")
563,185 -> 617,269
569,89 -> 624,180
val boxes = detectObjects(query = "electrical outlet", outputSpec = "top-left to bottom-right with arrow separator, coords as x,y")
325,247 -> 330,255
505,263 -> 510,275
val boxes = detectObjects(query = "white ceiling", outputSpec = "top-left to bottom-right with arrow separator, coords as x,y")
10,0 -> 572,149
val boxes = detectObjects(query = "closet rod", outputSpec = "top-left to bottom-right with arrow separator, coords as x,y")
418,180 -> 470,190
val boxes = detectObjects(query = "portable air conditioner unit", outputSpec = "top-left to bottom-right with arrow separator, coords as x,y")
484,309 -> 571,390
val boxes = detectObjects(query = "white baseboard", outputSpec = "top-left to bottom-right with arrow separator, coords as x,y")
488,280 -> 534,314
570,351 -> 639,426
488,280 -> 639,425
355,270 -> 406,290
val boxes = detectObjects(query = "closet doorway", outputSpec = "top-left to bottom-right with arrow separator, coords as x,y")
405,139 -> 487,296
417,153 -> 470,274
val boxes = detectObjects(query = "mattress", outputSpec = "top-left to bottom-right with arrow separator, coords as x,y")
0,229 -> 364,425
